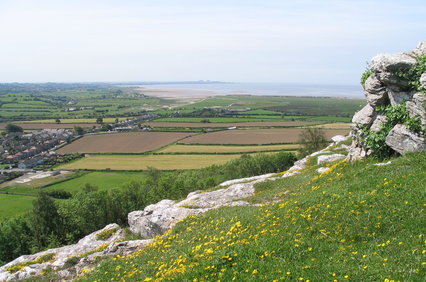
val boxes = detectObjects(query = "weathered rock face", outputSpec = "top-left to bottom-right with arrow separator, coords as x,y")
385,124 -> 426,154
348,42 -> 426,160
0,224 -> 125,281
127,173 -> 273,239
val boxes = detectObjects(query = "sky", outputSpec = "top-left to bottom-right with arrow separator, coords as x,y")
0,0 -> 425,85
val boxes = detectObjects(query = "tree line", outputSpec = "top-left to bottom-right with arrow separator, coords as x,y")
0,152 -> 296,265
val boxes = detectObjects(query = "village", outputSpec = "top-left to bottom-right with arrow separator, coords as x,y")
0,114 -> 157,184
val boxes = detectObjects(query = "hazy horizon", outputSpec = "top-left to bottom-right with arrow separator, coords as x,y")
1,0 -> 425,84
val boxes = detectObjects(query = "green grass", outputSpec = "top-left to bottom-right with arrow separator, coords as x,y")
82,152 -> 426,281
1,172 -> 147,195
0,194 -> 34,221
43,171 -> 147,193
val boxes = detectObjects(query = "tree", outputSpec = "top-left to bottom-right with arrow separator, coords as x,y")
96,117 -> 103,124
298,127 -> 327,156
5,123 -> 23,133
31,193 -> 63,249
73,126 -> 84,135
55,118 -> 61,124
101,124 -> 112,131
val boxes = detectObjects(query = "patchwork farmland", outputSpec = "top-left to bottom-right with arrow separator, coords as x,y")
56,132 -> 194,154
179,128 -> 350,145
145,120 -> 319,128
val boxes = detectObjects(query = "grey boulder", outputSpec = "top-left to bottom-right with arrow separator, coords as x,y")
385,124 -> 426,154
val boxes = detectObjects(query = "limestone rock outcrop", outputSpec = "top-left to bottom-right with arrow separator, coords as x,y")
0,224 -> 125,281
348,42 -> 426,160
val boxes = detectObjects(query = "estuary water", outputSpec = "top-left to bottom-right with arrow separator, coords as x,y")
140,83 -> 364,99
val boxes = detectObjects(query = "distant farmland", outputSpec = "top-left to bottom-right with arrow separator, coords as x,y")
58,154 -> 243,170
158,144 -> 301,154
56,132 -> 193,154
180,128 -> 349,145
0,123 -> 98,130
146,121 -> 319,128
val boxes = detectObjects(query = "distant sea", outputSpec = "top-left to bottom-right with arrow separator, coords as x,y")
140,83 -> 364,99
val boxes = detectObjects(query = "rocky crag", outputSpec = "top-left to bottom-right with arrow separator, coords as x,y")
348,42 -> 426,160
0,136 -> 349,281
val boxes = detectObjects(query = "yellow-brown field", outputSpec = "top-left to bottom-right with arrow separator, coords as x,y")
307,122 -> 351,129
58,154 -> 244,170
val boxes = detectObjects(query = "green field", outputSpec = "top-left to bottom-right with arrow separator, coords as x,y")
42,171 -> 146,193
58,154 -> 245,170
176,95 -> 364,116
0,194 -> 34,221
0,171 -> 147,195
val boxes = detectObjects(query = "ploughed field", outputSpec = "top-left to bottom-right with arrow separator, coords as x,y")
179,128 -> 350,145
158,144 -> 301,154
56,132 -> 193,154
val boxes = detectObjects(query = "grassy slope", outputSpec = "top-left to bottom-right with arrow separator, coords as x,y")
0,194 -> 34,220
82,152 -> 426,281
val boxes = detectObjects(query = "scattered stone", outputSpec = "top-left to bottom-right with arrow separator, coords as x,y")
102,240 -> 153,256
373,161 -> 392,166
317,154 -> 346,164
316,167 -> 330,174
331,135 -> 349,143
